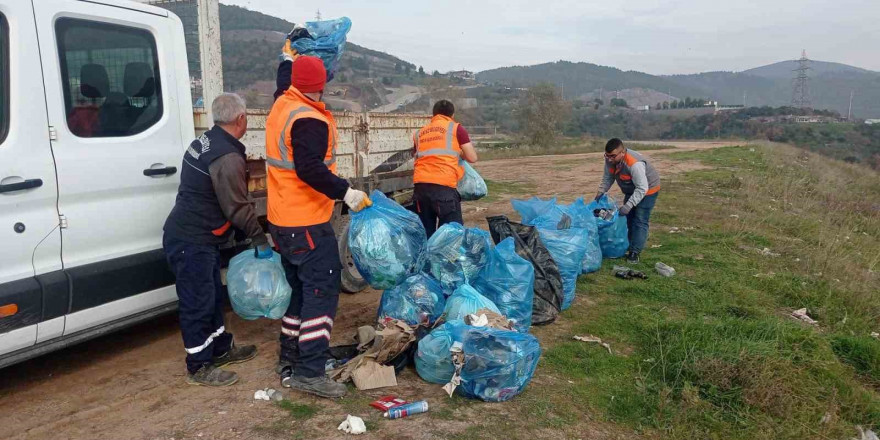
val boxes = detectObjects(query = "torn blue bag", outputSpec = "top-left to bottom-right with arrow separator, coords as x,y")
472,238 -> 534,332
427,223 -> 493,290
443,284 -> 501,322
511,196 -> 557,224
227,250 -> 292,320
414,320 -> 463,384
377,273 -> 446,326
290,17 -> 351,80
587,194 -> 629,259
349,190 -> 427,290
458,161 -> 487,201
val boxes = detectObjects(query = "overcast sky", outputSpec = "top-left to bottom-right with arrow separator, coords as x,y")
223,0 -> 880,75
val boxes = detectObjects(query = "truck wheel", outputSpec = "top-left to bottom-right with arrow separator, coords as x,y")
338,219 -> 369,294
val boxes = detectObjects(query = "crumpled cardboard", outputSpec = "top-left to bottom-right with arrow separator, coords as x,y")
464,308 -> 515,331
330,319 -> 415,389
351,361 -> 397,390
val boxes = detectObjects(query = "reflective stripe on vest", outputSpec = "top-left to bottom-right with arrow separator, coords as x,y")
415,121 -> 456,157
414,115 -> 463,188
266,107 -> 337,170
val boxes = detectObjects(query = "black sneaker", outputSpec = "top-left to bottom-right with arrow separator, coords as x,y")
626,252 -> 640,264
279,365 -> 294,388
212,344 -> 257,368
275,360 -> 293,376
186,364 -> 239,387
286,375 -> 347,398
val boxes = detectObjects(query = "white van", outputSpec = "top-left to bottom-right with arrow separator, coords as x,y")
0,0 -> 426,368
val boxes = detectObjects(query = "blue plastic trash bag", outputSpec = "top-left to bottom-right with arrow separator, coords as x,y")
457,325 -> 542,402
290,17 -> 351,81
427,223 -> 493,290
587,194 -> 629,258
415,320 -> 463,384
349,190 -> 427,290
227,250 -> 292,320
535,228 -> 588,310
511,196 -> 557,224
473,238 -> 534,332
443,284 -> 501,322
564,198 -> 602,273
377,273 -> 446,326
458,161 -> 487,201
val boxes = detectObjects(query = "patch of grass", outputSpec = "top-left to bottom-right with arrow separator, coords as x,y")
831,336 -> 880,382
276,400 -> 319,420
478,138 -> 673,161
479,179 -> 537,203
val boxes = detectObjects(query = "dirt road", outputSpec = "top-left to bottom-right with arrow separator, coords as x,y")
0,140 -> 740,440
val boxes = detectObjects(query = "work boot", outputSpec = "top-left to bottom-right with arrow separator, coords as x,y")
212,344 -> 257,368
186,364 -> 239,387
279,365 -> 294,387
285,374 -> 347,398
275,360 -> 293,376
626,252 -> 640,264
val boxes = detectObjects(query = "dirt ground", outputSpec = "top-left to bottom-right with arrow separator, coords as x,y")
0,140 -> 737,440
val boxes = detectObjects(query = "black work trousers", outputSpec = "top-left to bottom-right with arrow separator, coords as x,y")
413,183 -> 463,238
270,222 -> 342,378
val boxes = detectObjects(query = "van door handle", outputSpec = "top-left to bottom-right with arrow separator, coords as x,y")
0,178 -> 43,193
143,166 -> 177,177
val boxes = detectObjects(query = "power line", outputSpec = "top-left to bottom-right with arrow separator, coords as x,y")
791,49 -> 811,108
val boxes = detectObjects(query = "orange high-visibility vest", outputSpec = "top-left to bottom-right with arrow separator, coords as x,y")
265,87 -> 338,227
413,115 -> 463,188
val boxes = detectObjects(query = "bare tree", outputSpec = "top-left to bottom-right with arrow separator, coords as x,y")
516,83 -> 571,147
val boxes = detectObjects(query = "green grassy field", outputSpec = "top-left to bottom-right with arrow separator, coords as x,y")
476,137 -> 674,161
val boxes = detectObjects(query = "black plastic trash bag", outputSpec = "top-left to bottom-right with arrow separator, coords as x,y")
486,216 -> 562,325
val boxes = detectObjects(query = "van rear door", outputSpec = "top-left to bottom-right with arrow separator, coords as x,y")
0,0 -> 63,355
32,0 -> 183,334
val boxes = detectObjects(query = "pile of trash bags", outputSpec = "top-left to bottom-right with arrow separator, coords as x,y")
227,250 -> 292,320
472,238 -> 534,332
287,17 -> 351,81
443,284 -> 501,322
349,190 -> 427,290
415,320 -> 542,402
377,273 -> 446,327
587,194 -> 629,258
486,216 -> 563,325
458,161 -> 488,201
426,223 -> 493,290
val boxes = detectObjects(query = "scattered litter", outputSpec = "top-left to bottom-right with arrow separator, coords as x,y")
573,335 -> 613,354
749,148 -> 756,152
791,308 -> 818,326
870,332 -> 879,340
758,247 -> 780,257
854,426 -> 879,440
668,227 -> 681,234
694,254 -> 704,260
330,319 -> 416,389
655,262 -> 676,277
253,389 -> 273,401
686,280 -> 697,285
753,272 -> 775,278
567,380 -> 574,384
683,227 -> 695,231
370,396 -> 407,412
729,214 -> 740,218
464,309 -> 515,331
820,412 -> 832,424
651,244 -> 662,249
613,265 -> 647,280
351,361 -> 398,390
384,401 -> 429,419
337,415 -> 366,435
795,258 -> 801,262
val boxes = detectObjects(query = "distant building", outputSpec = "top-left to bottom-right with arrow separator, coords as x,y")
637,105 -> 650,112
865,119 -> 880,125
448,70 -> 476,81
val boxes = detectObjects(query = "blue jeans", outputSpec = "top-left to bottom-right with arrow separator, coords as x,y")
623,192 -> 658,254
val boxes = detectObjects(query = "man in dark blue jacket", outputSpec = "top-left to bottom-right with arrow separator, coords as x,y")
163,93 -> 269,386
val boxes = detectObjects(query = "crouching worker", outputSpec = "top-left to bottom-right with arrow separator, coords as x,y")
265,56 -> 371,398
595,138 -> 661,264
163,93 -> 269,386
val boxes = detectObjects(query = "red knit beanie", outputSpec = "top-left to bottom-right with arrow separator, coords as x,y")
291,56 -> 327,93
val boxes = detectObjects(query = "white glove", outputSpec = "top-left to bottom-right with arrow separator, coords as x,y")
344,188 -> 372,213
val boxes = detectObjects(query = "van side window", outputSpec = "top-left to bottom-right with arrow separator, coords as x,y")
0,13 -> 8,144
56,18 -> 163,138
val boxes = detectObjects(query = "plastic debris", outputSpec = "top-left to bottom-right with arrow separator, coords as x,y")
871,332 -> 879,340
337,414 -> 366,434
415,321 -> 459,384
458,161 -> 488,201
290,17 -> 351,81
651,244 -> 663,248
791,308 -> 818,325
587,195 -> 629,258
349,191 -> 427,290
854,426 -> 879,440
573,334 -> 612,354
370,396 -> 407,412
253,388 -> 278,401
227,250 -> 292,320
613,265 -> 648,280
655,262 -> 676,277
472,237 -> 534,332
426,223 -> 493,290
384,401 -> 429,419
443,284 -> 501,323
377,273 -> 446,326
486,216 -> 563,325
